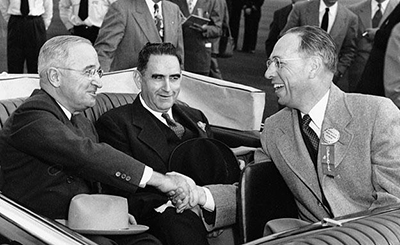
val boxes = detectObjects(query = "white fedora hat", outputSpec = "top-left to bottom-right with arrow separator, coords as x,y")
58,194 -> 148,235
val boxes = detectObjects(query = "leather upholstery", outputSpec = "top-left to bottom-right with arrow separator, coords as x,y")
238,161 -> 298,244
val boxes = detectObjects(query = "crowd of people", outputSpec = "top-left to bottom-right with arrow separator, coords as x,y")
2,0 -> 400,245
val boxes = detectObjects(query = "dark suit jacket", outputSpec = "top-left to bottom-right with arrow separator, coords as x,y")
356,2 -> 400,96
95,97 -> 237,230
168,0 -> 222,75
281,0 -> 358,78
0,89 -> 146,220
94,0 -> 184,72
265,4 -> 293,57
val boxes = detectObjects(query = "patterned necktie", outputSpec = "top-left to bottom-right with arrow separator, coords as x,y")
78,0 -> 89,20
20,0 -> 29,16
162,113 -> 185,139
372,3 -> 382,28
154,3 -> 164,39
301,114 -> 320,154
187,0 -> 194,14
321,8 -> 329,32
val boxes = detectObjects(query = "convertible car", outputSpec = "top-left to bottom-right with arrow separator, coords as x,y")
1,69 -> 400,245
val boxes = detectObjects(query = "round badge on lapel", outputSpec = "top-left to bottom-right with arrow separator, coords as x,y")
168,138 -> 240,185
322,128 -> 340,144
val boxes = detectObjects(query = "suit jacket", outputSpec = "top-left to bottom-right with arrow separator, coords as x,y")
255,84 -> 400,222
95,97 -> 236,231
265,4 -> 293,58
384,22 -> 400,107
281,0 -> 358,78
347,0 -> 399,92
168,0 -> 222,75
0,89 -> 146,220
94,0 -> 184,72
356,2 -> 400,96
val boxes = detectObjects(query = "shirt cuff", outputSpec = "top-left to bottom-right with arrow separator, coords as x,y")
201,187 -> 215,212
139,166 -> 153,188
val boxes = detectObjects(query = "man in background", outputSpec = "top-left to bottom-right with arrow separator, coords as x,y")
0,0 -> 52,73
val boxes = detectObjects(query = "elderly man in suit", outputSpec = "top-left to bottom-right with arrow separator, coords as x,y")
281,0 -> 357,92
0,35 -> 204,245
94,0 -> 184,72
265,0 -> 306,58
168,0 -> 223,76
95,43 -> 237,245
347,0 -> 399,92
256,25 -> 400,232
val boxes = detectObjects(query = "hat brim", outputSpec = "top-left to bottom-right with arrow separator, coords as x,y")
56,219 -> 149,235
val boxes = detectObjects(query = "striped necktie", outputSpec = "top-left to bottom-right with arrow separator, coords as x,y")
162,113 -> 185,139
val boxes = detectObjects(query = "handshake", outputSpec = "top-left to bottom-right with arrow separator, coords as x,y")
148,171 -> 207,213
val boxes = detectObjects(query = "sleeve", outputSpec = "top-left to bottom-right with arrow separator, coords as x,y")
0,0 -> 10,22
336,11 -> 358,76
265,10 -> 281,57
42,0 -> 53,30
9,107 -> 145,193
384,23 -> 400,108
370,98 -> 400,206
94,1 -> 127,72
202,0 -> 223,39
280,3 -> 300,37
58,0 -> 74,30
176,9 -> 185,67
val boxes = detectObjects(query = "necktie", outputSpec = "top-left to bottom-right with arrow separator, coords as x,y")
154,3 -> 164,39
20,0 -> 29,16
71,114 -> 86,137
78,0 -> 89,21
321,8 -> 329,32
372,3 -> 382,28
301,114 -> 319,154
162,113 -> 185,139
187,0 -> 194,14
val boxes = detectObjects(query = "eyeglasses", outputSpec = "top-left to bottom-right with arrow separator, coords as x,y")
55,67 -> 104,78
266,57 -> 303,70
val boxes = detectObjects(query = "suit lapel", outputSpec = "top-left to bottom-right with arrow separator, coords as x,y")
132,0 -> 162,42
381,0 -> 400,27
131,99 -> 170,162
359,0 -> 372,30
172,104 -> 208,138
329,4 -> 347,39
306,0 -> 320,25
162,2 -> 178,42
320,84 -> 352,169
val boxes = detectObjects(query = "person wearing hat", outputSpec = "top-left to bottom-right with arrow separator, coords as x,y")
0,35 -> 200,245
255,25 -> 400,234
95,42 -> 239,245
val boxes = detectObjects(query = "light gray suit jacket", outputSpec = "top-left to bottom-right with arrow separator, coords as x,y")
281,0 -> 358,77
94,0 -> 184,72
347,0 -> 399,91
256,84 -> 400,222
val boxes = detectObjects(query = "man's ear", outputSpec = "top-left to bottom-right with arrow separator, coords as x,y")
47,67 -> 62,88
308,56 -> 322,79
133,70 -> 143,91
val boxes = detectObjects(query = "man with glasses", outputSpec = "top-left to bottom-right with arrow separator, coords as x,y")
255,25 -> 400,234
0,35 -> 199,245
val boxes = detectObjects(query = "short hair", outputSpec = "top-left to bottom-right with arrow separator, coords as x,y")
284,26 -> 337,73
137,42 -> 182,74
37,35 -> 91,77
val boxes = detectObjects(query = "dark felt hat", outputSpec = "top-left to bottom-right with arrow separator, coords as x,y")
168,138 -> 241,185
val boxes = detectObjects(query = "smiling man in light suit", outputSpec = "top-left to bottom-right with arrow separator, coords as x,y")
280,0 -> 357,92
347,0 -> 399,92
94,0 -> 184,72
256,25 -> 400,231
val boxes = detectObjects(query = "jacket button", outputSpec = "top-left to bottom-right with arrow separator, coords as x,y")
126,176 -> 131,181
121,174 -> 126,179
66,176 -> 74,184
115,172 -> 121,177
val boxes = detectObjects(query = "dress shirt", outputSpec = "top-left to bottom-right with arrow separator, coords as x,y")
300,89 -> 330,138
139,94 -> 216,211
0,0 -> 53,29
370,0 -> 388,20
319,0 -> 338,34
56,100 -> 152,187
145,0 -> 163,20
59,0 -> 116,30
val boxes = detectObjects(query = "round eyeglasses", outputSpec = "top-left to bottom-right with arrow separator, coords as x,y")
56,67 -> 104,78
266,57 -> 303,70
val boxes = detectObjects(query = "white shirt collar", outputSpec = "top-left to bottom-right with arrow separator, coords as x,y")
319,0 -> 338,33
139,94 -> 171,126
300,89 -> 330,137
56,101 -> 73,120
145,0 -> 162,18
371,0 -> 388,19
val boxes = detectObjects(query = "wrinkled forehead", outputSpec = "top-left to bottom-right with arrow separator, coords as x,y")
68,43 -> 99,67
271,33 -> 300,58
